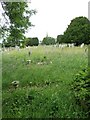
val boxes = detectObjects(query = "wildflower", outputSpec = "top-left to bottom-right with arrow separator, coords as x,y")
50,61 -> 52,64
11,81 -> 19,89
26,60 -> 31,64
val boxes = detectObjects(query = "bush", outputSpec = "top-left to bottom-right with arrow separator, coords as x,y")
72,68 -> 90,116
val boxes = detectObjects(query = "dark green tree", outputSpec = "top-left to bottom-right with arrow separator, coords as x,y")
25,37 -> 39,46
62,16 -> 90,45
32,37 -> 39,46
1,2 -> 36,47
42,36 -> 55,45
56,35 -> 63,44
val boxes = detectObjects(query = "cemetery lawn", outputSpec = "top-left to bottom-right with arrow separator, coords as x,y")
2,46 -> 88,118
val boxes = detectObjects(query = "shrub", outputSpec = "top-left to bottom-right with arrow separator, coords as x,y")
72,68 -> 90,116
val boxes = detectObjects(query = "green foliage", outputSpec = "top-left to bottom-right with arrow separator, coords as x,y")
31,37 -> 39,46
0,19 -> 3,40
25,37 -> 32,46
42,36 -> 55,45
25,37 -> 39,46
1,2 -> 36,46
72,68 -> 90,116
0,18 -> 8,42
62,16 -> 90,45
56,35 -> 63,44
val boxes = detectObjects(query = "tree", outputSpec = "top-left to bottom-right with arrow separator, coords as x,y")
56,35 -> 63,44
25,37 -> 39,46
25,37 -> 32,46
42,36 -> 55,45
1,2 -> 36,47
0,18 -> 8,43
62,16 -> 90,45
32,37 -> 39,46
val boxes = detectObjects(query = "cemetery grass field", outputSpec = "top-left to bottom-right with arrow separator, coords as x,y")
2,46 -> 88,118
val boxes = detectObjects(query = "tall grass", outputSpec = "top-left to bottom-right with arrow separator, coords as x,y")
2,46 -> 88,118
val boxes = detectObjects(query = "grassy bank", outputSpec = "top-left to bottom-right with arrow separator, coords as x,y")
2,46 -> 88,118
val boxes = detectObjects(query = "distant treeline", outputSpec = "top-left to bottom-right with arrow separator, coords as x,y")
2,16 -> 90,47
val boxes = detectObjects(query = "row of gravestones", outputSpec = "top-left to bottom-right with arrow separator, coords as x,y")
1,43 -> 85,52
53,43 -> 85,48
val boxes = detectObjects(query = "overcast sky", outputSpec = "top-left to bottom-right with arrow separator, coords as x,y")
25,0 -> 89,40
0,0 -> 89,41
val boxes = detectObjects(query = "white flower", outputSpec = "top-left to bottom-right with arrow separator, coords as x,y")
50,61 -> 52,64
11,81 -> 19,88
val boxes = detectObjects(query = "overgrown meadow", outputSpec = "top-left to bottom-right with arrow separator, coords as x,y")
2,46 -> 88,118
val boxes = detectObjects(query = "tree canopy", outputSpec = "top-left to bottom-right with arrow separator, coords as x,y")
42,36 -> 55,45
25,37 -> 39,46
61,16 -> 90,45
1,2 -> 36,47
56,35 -> 63,44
